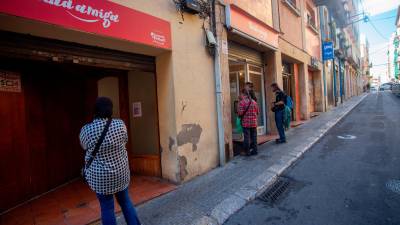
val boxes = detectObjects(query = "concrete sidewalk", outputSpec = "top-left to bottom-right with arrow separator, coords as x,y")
118,94 -> 368,225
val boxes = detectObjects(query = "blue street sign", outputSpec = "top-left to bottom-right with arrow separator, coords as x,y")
323,41 -> 334,61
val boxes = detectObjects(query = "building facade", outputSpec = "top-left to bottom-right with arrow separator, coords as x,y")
0,0 -> 221,212
216,0 -> 324,158
360,34 -> 371,91
0,0 -> 364,213
316,0 -> 362,106
392,6 -> 400,81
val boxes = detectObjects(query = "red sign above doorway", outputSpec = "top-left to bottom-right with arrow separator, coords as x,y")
0,0 -> 172,49
226,4 -> 278,49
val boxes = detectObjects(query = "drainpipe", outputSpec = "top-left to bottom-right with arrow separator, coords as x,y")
339,59 -> 343,103
319,7 -> 327,111
211,0 -> 226,166
333,57 -> 337,106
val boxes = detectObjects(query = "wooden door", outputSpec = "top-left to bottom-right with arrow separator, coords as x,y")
0,71 -> 30,212
24,63 -> 98,195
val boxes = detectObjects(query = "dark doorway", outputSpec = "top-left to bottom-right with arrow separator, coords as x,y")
0,58 -> 128,212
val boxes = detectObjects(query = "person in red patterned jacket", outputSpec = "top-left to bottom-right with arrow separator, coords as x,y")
238,89 -> 259,156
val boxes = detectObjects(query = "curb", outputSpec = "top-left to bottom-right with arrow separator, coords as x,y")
195,94 -> 368,225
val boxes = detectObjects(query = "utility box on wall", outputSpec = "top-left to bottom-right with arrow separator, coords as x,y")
183,0 -> 201,14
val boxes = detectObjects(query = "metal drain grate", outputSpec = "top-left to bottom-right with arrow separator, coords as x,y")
259,177 -> 291,204
386,180 -> 400,195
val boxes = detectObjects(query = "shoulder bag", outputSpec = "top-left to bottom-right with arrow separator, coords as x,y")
239,99 -> 253,120
81,118 -> 112,184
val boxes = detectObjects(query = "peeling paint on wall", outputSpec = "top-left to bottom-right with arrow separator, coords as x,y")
177,124 -> 203,151
169,137 -> 175,151
177,155 -> 188,182
181,101 -> 187,115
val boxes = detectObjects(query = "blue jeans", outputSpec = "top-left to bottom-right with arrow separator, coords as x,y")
96,188 -> 141,225
275,110 -> 286,141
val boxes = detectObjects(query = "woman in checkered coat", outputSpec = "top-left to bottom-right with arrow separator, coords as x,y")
80,97 -> 141,225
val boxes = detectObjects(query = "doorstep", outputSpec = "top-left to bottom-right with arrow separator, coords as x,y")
310,112 -> 322,118
233,134 -> 279,156
290,120 -> 307,127
0,176 -> 176,225
257,134 -> 279,145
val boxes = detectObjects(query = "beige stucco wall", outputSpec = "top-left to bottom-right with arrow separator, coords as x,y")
113,0 -> 219,183
304,26 -> 321,61
304,0 -> 321,59
278,0 -> 324,120
216,1 -> 281,139
224,0 -> 273,27
0,0 -> 219,183
279,1 -> 303,50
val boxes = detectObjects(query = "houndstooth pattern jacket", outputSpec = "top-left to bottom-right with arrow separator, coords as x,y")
79,118 -> 130,195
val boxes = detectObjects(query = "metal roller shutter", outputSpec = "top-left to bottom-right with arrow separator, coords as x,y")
228,41 -> 263,65
0,31 -> 155,72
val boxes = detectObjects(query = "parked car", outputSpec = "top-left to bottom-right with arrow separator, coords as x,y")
380,83 -> 392,91
392,83 -> 400,96
370,86 -> 377,92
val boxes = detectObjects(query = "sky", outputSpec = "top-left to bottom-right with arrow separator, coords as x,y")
359,0 -> 399,83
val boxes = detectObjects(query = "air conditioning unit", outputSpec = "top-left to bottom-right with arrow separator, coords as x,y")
183,0 -> 201,14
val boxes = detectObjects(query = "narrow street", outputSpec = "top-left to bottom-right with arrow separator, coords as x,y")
0,1 -> 398,224
225,92 -> 400,225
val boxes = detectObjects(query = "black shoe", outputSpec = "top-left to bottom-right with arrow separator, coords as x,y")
250,150 -> 258,155
276,139 -> 287,144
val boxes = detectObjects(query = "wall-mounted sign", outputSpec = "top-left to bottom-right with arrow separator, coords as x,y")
225,4 -> 278,50
133,102 -> 142,118
0,71 -> 21,93
311,57 -> 319,68
323,41 -> 334,61
0,0 -> 171,49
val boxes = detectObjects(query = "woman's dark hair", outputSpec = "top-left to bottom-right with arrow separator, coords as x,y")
241,89 -> 258,102
242,85 -> 258,102
249,90 -> 257,102
271,83 -> 281,91
94,97 -> 113,119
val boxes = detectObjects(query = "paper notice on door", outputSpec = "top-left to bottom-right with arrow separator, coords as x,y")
221,40 -> 228,55
133,102 -> 142,118
0,71 -> 21,93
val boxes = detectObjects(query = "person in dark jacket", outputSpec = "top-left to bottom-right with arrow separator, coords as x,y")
271,83 -> 287,144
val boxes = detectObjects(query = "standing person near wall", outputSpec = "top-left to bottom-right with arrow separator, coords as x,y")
245,82 -> 257,102
271,83 -> 288,144
80,97 -> 141,225
238,89 -> 259,156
